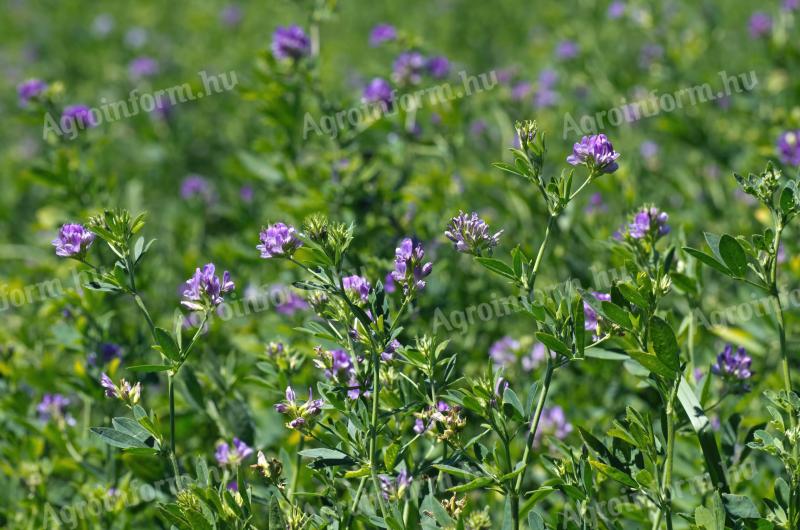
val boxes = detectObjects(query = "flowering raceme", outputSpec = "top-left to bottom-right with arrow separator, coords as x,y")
391,238 -> 433,296
18,78 -> 47,105
369,24 -> 396,46
215,438 -> 253,467
257,222 -> 303,259
100,373 -> 141,405
567,134 -> 620,174
52,223 -> 95,257
271,25 -> 311,60
37,394 -> 76,426
777,131 -> 800,166
711,344 -> 753,392
445,211 -> 503,256
181,263 -> 235,311
626,206 -> 670,240
274,386 -> 324,429
342,274 -> 371,301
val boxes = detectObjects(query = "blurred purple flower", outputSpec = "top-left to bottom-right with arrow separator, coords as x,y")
180,175 -> 214,203
88,343 -> 123,366
391,238 -> 433,296
534,406 -> 572,446
640,140 -> 659,160
522,342 -> 548,371
555,40 -> 579,60
128,56 -> 159,80
61,104 -> 98,130
489,336 -> 519,367
748,12 -> 772,38
585,192 -> 606,214
392,52 -> 426,85
274,289 -> 308,315
584,292 -> 611,332
272,25 -> 310,60
381,339 -> 401,362
215,438 -> 253,466
711,344 -> 753,392
608,1 -> 626,18
427,56 -> 450,78
240,185 -> 254,203
220,4 -> 243,27
369,24 -> 397,46
363,77 -> 394,106
510,81 -> 533,101
18,79 -> 47,106
343,274 -> 371,301
37,394 -> 76,426
777,131 -> 800,166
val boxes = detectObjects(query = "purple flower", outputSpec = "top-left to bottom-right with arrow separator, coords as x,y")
640,140 -> 659,160
511,81 -> 533,101
522,342 -> 548,372
785,0 -> 800,11
61,104 -> 97,131
18,79 -> 47,105
52,223 -> 95,258
343,275 -> 371,301
88,343 -> 123,366
275,386 -> 324,429
585,192 -> 606,214
427,56 -> 450,78
627,206 -> 670,240
379,469 -> 412,501
381,339 -> 401,362
469,120 -> 488,137
181,263 -> 235,311
534,88 -> 558,108
180,175 -> 215,203
567,134 -> 620,174
489,336 -> 519,367
128,56 -> 159,80
584,292 -> 611,332
608,1 -> 626,18
555,40 -> 579,60
363,78 -> 394,106
413,418 -> 428,434
215,437 -> 253,466
777,131 -> 800,166
272,25 -> 310,60
274,288 -> 308,315
258,222 -> 303,259
445,211 -> 503,256
534,406 -> 573,445
748,12 -> 772,38
100,373 -> 141,404
240,184 -> 254,203
220,4 -> 243,27
711,344 -> 753,392
392,52 -> 426,85
37,394 -> 76,426
639,44 -> 664,68
100,373 -> 117,398
369,24 -> 397,46
329,349 -> 353,378
390,238 -> 433,296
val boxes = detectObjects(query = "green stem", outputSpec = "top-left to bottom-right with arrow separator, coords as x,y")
345,476 -> 368,527
512,356 -> 555,529
528,216 -> 556,299
369,345 -> 390,520
168,373 -> 181,487
771,222 -> 792,395
653,382 -> 678,530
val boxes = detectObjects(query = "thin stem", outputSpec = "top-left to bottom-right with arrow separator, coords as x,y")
771,223 -> 792,394
512,356 -> 555,530
528,216 -> 556,300
168,374 -> 181,487
568,175 -> 594,201
369,345 -> 390,520
345,476 -> 368,526
653,382 -> 679,530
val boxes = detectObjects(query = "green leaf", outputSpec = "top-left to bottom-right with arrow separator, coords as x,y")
127,364 -> 172,373
111,417 -> 153,443
154,327 -> 181,361
683,247 -> 732,276
617,283 -> 648,309
447,476 -> 494,492
626,350 -> 676,380
722,493 -> 760,519
600,301 -> 632,329
298,448 -> 348,460
677,378 -> 729,493
475,257 -> 517,281
383,444 -> 399,471
588,458 -> 638,488
718,235 -> 748,277
649,316 -> 680,373
432,464 -> 479,480
520,489 -> 554,519
90,427 -> 149,449
534,332 -> 570,356
527,510 -> 545,530
503,387 -> 526,419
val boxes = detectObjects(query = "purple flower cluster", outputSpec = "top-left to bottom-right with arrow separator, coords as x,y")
381,339 -> 401,362
272,25 -> 310,60
627,206 -> 670,240
18,78 -> 47,105
369,24 -> 397,46
37,394 -> 76,426
61,104 -> 98,131
392,51 -> 426,85
555,40 -> 579,60
215,438 -> 253,466
181,263 -> 234,311
343,274 -> 371,301
489,336 -> 519,367
390,238 -> 433,296
427,56 -> 450,78
274,386 -> 324,429
534,69 -> 559,108
711,344 -> 753,392
275,289 -> 309,315
128,56 -> 159,80
258,222 -> 303,259
534,406 -> 573,446
52,223 -> 95,258
584,292 -> 611,333
180,175 -> 215,203
445,211 -> 503,256
567,134 -> 620,174
748,12 -> 772,38
777,131 -> 800,166
413,400 -> 451,434
87,343 -> 123,366
379,469 -> 412,501
522,342 -> 548,372
100,373 -> 142,404
363,77 -> 394,106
